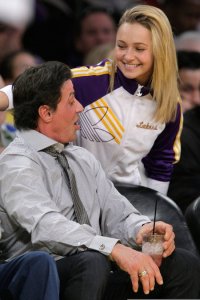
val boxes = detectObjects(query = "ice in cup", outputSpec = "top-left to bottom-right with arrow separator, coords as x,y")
142,233 -> 164,266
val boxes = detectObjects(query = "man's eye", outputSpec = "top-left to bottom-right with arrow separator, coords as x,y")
70,100 -> 75,106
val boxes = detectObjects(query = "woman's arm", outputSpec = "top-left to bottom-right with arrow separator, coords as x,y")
0,85 -> 13,110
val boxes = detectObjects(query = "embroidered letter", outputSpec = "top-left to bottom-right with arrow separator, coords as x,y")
136,121 -> 158,130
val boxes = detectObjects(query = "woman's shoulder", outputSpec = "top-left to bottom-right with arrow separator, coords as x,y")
71,59 -> 113,78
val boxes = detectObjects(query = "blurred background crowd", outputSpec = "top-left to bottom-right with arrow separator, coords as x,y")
0,0 -> 200,68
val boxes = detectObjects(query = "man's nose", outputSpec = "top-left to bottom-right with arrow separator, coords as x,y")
75,99 -> 84,113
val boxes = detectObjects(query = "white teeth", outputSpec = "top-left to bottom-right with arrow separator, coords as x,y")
125,64 -> 138,67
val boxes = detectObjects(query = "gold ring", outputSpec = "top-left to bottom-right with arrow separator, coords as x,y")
138,270 -> 148,277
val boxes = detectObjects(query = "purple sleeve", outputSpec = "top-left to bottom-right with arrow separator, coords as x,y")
142,103 -> 182,182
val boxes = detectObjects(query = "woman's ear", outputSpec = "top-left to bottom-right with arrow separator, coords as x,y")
38,105 -> 53,123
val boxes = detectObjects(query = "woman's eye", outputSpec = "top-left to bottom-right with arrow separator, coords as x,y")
117,45 -> 125,49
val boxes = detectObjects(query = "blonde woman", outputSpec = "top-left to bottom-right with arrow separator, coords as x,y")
72,5 -> 182,194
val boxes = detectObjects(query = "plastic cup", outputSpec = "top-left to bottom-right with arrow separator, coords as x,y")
142,233 -> 164,266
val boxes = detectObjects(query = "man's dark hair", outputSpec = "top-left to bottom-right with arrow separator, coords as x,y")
177,50 -> 200,70
13,61 -> 72,130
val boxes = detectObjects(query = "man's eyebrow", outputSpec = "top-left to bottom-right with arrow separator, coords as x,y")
68,91 -> 75,99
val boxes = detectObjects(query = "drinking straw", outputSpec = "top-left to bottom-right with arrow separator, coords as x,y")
152,197 -> 158,235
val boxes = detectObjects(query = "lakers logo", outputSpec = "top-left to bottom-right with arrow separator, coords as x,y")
136,121 -> 158,130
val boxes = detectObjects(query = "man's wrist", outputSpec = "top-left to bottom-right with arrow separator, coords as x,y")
108,253 -> 114,261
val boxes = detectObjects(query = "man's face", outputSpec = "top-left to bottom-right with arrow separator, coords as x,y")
77,12 -> 116,55
179,68 -> 200,112
48,80 -> 83,144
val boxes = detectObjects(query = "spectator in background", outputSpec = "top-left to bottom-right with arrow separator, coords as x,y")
0,49 -> 42,85
175,31 -> 200,52
168,106 -> 200,213
159,0 -> 200,35
0,49 -> 42,147
177,51 -> 200,112
0,22 -> 25,64
23,0 -> 74,64
168,51 -> 200,212
0,0 -> 33,151
0,251 -> 59,300
78,0 -> 160,22
0,0 -> 34,64
0,0 -> 34,28
67,7 -> 116,67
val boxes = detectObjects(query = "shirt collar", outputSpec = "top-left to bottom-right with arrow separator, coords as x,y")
116,67 -> 152,96
17,130 -> 64,152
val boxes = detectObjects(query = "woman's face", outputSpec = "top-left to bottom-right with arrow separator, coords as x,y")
114,22 -> 154,85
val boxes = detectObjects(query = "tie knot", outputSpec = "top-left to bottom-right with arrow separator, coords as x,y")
43,146 -> 70,169
43,146 -> 59,157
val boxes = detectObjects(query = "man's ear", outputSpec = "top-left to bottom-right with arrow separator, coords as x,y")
38,105 -> 53,123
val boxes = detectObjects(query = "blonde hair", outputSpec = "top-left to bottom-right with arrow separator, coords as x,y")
110,5 -> 180,123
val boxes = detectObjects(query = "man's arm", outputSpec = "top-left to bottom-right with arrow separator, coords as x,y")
0,153 -> 119,257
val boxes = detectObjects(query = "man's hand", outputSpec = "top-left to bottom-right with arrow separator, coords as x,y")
111,243 -> 163,295
136,221 -> 175,258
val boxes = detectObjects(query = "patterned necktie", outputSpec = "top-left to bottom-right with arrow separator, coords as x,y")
44,146 -> 90,225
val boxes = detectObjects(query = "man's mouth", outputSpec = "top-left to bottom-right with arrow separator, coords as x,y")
74,120 -> 80,126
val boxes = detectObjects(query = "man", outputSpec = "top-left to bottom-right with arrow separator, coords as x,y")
167,51 -> 200,211
168,106 -> 200,213
176,50 -> 200,112
0,61 -> 199,300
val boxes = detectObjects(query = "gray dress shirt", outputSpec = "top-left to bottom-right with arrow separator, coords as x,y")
0,130 -> 150,260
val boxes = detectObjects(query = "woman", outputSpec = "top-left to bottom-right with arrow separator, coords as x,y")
72,5 -> 182,194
